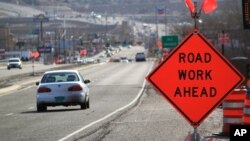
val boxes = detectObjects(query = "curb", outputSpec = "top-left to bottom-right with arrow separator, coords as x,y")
0,85 -> 21,95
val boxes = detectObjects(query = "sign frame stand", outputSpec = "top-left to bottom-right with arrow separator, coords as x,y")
192,2 -> 202,140
148,1 -> 244,140
192,128 -> 201,141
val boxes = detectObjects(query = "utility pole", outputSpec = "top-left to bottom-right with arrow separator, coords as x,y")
221,30 -> 225,55
105,14 -> 108,37
63,20 -> 66,64
164,6 -> 167,35
155,7 -> 159,39
105,13 -> 108,45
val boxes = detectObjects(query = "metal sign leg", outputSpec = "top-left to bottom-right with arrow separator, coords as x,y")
192,128 -> 201,141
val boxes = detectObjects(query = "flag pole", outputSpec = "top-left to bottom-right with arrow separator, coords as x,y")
192,1 -> 201,29
194,1 -> 198,29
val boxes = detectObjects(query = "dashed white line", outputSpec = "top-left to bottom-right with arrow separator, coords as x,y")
28,107 -> 34,110
5,113 -> 14,116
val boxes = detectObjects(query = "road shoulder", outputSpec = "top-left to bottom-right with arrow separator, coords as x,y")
78,86 -> 229,141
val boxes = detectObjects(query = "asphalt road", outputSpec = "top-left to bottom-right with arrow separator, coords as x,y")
0,60 -> 152,141
0,46 -> 229,141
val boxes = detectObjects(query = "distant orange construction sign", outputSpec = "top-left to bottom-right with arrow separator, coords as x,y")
146,30 -> 244,128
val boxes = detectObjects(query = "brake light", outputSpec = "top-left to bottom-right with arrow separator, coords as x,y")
68,85 -> 83,91
37,87 -> 51,93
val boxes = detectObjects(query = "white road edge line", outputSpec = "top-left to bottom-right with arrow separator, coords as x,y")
5,113 -> 14,116
28,107 -> 34,110
57,62 -> 154,141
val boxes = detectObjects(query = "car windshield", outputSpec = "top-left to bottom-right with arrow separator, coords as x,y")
41,72 -> 80,83
9,59 -> 19,62
136,53 -> 145,57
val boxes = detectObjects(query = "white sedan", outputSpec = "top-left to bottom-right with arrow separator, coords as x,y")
36,70 -> 90,112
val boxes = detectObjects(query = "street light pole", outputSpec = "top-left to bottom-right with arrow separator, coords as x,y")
63,31 -> 66,64
40,21 -> 46,64
71,35 -> 74,61
105,14 -> 108,37
63,20 -> 66,64
155,7 -> 159,39
164,6 -> 167,35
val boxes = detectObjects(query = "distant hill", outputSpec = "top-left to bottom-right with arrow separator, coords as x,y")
0,0 -> 184,8
0,0 -> 242,21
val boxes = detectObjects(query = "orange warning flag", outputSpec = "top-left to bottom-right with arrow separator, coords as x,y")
201,0 -> 217,14
184,0 -> 195,13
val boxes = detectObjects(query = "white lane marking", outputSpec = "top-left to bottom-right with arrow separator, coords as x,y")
5,113 -> 14,116
21,85 -> 34,91
28,107 -> 34,110
0,84 -> 35,98
58,62 -> 154,141
0,85 -> 21,97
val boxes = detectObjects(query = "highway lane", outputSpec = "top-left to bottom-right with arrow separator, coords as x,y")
0,47 -> 141,82
0,63 -> 74,81
0,61 -> 153,141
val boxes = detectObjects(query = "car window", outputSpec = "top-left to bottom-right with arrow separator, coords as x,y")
41,72 -> 80,83
9,59 -> 20,62
136,53 -> 145,57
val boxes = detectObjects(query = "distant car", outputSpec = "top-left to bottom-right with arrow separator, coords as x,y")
36,70 -> 90,112
135,52 -> 146,62
72,58 -> 85,64
120,57 -> 129,63
85,58 -> 97,64
7,58 -> 22,70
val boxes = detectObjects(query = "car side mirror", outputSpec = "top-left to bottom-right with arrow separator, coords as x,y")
36,82 -> 39,86
84,80 -> 91,84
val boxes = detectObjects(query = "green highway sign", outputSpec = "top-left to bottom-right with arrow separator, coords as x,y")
161,35 -> 178,48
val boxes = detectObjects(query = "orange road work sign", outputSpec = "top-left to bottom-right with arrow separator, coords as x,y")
146,30 -> 244,128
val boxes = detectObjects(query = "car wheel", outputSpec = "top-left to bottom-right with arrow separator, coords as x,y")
86,97 -> 90,109
80,96 -> 88,109
19,67 -> 22,69
37,104 -> 47,112
7,67 -> 10,70
80,102 -> 87,109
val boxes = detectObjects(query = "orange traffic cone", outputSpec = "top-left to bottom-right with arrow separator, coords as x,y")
243,92 -> 250,124
221,88 -> 246,135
